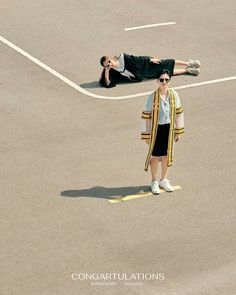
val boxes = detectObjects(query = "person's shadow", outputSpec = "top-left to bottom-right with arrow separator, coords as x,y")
80,81 -> 101,89
79,78 -> 153,89
61,185 -> 150,200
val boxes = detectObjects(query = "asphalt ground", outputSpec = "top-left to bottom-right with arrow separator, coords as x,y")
0,1 -> 236,294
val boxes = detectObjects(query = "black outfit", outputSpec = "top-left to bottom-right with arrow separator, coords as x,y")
152,124 -> 170,156
99,53 -> 175,88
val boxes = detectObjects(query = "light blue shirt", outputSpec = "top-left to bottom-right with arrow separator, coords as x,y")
114,53 -> 135,78
146,92 -> 170,125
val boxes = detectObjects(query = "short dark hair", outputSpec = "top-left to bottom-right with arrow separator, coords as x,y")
100,56 -> 107,66
156,69 -> 171,80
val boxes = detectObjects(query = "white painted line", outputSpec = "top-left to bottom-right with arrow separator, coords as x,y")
1,35 -> 236,100
173,76 -> 236,90
124,22 -> 176,31
0,35 -> 93,97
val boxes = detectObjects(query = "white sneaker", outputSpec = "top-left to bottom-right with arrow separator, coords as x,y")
186,67 -> 200,75
187,59 -> 201,68
159,179 -> 174,192
151,180 -> 160,194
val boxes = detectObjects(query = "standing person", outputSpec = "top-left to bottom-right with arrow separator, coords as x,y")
99,53 -> 200,88
141,69 -> 184,194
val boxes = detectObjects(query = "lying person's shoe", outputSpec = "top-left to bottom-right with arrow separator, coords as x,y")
187,59 -> 201,68
186,67 -> 200,75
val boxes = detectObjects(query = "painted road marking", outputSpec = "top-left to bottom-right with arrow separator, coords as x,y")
0,35 -> 92,97
108,186 -> 182,203
1,35 -> 236,100
124,22 -> 176,31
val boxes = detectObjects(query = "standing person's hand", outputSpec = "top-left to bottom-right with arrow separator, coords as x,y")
174,135 -> 180,142
150,57 -> 161,64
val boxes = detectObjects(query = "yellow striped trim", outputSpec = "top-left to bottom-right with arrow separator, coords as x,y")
175,128 -> 185,135
141,111 -> 152,119
144,90 -> 160,171
141,133 -> 151,139
167,89 -> 175,167
176,107 -> 183,114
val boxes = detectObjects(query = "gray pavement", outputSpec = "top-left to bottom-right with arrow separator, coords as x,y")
0,1 -> 236,294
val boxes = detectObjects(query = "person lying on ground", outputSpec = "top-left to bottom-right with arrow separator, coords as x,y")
99,53 -> 200,88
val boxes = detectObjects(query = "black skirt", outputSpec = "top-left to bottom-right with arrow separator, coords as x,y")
152,124 -> 170,156
144,59 -> 175,79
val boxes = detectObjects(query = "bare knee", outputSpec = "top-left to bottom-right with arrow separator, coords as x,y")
150,156 -> 160,164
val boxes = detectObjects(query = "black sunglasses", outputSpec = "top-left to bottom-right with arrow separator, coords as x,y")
159,78 -> 170,83
104,60 -> 111,68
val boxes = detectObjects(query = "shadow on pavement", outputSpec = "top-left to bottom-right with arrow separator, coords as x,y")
61,186 -> 150,200
79,81 -> 101,89
79,77 -> 153,89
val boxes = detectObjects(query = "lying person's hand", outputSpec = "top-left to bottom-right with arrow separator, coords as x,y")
150,57 -> 161,64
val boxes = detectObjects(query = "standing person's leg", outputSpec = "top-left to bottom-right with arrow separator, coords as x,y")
150,156 -> 159,181
160,156 -> 168,180
150,156 -> 160,194
159,156 -> 174,192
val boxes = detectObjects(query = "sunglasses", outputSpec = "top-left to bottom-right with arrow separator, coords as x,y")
159,78 -> 170,83
104,60 -> 111,68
